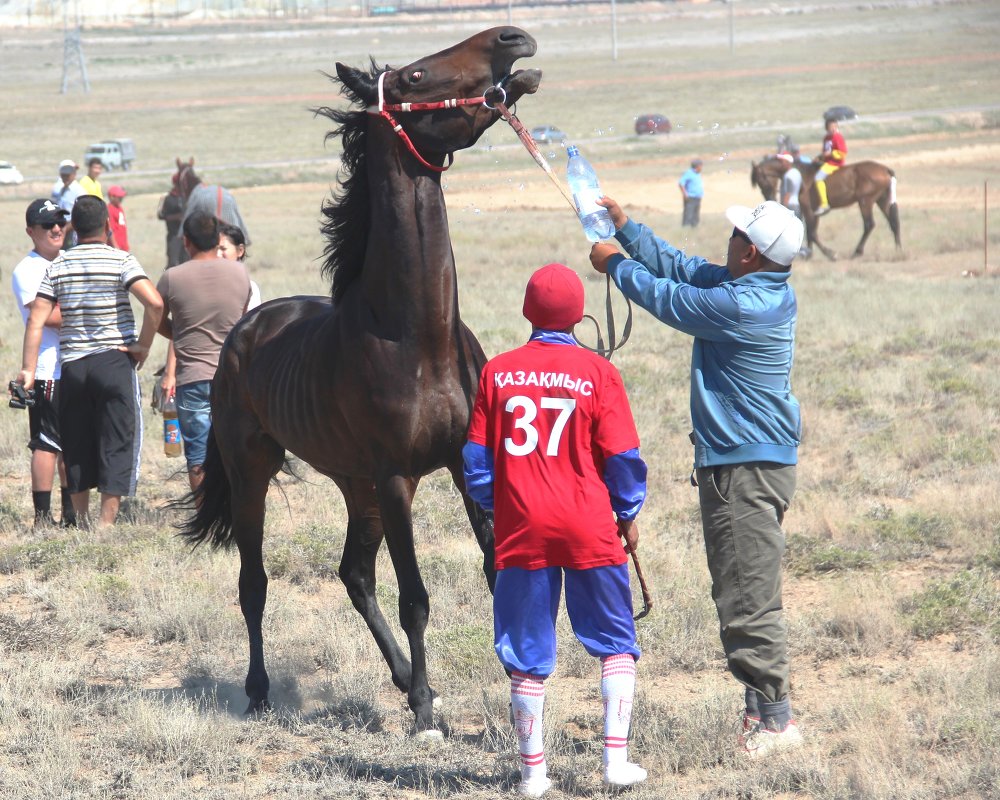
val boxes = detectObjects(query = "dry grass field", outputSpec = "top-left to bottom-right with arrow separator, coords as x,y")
1,1 -> 999,798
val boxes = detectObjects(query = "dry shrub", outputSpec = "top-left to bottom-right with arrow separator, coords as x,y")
795,574 -> 902,660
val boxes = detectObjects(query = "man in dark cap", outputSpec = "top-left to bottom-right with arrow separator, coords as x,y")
9,200 -> 76,527
463,263 -> 648,797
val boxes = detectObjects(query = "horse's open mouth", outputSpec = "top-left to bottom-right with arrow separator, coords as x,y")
500,68 -> 542,104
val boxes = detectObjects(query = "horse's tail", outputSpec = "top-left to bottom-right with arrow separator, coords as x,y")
885,169 -> 902,247
174,426 -> 235,550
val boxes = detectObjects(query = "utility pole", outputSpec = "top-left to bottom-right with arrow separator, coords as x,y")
611,0 -> 618,61
60,0 -> 90,94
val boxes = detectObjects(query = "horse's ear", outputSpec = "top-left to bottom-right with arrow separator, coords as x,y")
176,157 -> 183,168
336,62 -> 378,106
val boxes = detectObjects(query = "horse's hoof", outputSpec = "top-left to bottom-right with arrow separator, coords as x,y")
415,728 -> 445,744
245,699 -> 271,717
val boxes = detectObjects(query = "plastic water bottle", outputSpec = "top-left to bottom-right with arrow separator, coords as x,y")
163,395 -> 182,458
566,145 -> 614,242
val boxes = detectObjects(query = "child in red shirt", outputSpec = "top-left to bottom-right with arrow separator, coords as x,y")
464,263 -> 648,797
107,185 -> 129,251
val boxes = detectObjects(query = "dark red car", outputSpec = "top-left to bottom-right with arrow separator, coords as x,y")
635,114 -> 671,135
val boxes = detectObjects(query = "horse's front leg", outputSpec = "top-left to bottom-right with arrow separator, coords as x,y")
376,473 -> 438,737
805,215 -> 837,260
337,478 -> 414,694
449,460 -> 496,593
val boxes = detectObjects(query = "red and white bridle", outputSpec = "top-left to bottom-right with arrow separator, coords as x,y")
366,70 -> 507,172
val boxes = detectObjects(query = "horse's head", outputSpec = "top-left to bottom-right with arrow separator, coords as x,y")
336,26 -> 541,159
173,157 -> 201,201
750,157 -> 785,201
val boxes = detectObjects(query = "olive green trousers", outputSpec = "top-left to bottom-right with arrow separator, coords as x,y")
695,462 -> 796,704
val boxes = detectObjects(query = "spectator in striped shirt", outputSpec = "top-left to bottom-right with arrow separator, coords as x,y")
16,195 -> 163,529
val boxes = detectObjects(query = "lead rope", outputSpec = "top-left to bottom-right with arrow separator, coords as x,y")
488,91 -> 632,362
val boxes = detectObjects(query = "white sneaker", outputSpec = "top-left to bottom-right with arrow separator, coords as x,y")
602,761 -> 647,787
517,775 -> 551,798
743,720 -> 803,760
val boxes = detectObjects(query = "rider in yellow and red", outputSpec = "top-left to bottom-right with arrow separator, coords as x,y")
814,118 -> 846,216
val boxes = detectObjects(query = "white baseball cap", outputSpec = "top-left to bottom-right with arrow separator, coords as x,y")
725,201 -> 805,267
58,159 -> 78,173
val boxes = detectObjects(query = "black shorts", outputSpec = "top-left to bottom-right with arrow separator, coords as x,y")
28,379 -> 61,454
59,350 -> 143,496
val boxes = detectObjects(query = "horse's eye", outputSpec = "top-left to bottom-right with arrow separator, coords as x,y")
409,70 -> 424,82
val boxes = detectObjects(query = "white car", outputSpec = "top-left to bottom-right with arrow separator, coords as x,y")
0,161 -> 24,185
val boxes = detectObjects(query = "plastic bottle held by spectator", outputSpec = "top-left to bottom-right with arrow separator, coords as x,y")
566,145 -> 614,242
163,395 -> 182,457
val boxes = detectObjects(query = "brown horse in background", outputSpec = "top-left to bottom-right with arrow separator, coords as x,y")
177,27 -> 541,737
167,158 -> 249,266
751,156 -> 901,260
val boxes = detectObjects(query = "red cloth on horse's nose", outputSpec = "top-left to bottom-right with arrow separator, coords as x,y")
523,263 -> 584,330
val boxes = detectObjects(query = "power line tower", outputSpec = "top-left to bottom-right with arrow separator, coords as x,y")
60,0 -> 90,94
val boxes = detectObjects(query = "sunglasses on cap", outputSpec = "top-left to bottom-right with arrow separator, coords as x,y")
730,227 -> 752,245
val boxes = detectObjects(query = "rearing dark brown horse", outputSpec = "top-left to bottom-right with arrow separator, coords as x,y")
177,27 -> 541,737
751,156 -> 901,260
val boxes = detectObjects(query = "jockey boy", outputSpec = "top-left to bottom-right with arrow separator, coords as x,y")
463,263 -> 648,798
814,117 -> 847,216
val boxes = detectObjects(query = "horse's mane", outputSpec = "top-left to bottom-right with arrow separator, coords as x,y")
313,61 -> 382,303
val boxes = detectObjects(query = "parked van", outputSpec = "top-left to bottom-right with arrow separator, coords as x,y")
83,138 -> 136,171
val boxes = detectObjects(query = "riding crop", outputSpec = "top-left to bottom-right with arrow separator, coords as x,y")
624,522 -> 653,621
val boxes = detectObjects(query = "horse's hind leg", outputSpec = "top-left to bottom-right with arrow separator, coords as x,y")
337,478 -> 415,694
853,198 -> 877,258
375,473 -> 438,735
877,187 -> 902,248
225,430 -> 285,714
448,460 -> 496,593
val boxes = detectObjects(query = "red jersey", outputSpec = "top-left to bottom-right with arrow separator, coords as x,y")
108,204 -> 129,252
822,131 -> 847,167
467,340 -> 640,571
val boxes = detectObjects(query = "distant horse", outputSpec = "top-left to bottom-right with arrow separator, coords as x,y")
177,27 -> 541,736
168,157 -> 250,266
750,156 -> 901,260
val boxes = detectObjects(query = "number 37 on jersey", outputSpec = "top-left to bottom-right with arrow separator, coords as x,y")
504,395 -> 577,457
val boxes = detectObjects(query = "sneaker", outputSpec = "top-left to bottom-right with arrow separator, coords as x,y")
743,720 -> 803,760
602,761 -> 647,788
814,205 -> 831,217
517,775 -> 552,798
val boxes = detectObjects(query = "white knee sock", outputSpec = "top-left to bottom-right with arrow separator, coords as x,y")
511,671 -> 546,780
601,654 -> 636,767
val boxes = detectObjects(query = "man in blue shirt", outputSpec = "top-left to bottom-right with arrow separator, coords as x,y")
589,198 -> 805,760
678,158 -> 704,227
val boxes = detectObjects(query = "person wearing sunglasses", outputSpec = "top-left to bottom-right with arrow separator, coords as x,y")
9,200 -> 76,527
589,198 -> 806,760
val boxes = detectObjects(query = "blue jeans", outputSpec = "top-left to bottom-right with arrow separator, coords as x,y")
175,380 -> 212,470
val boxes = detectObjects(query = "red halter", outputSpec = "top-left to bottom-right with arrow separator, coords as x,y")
366,71 -> 501,173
